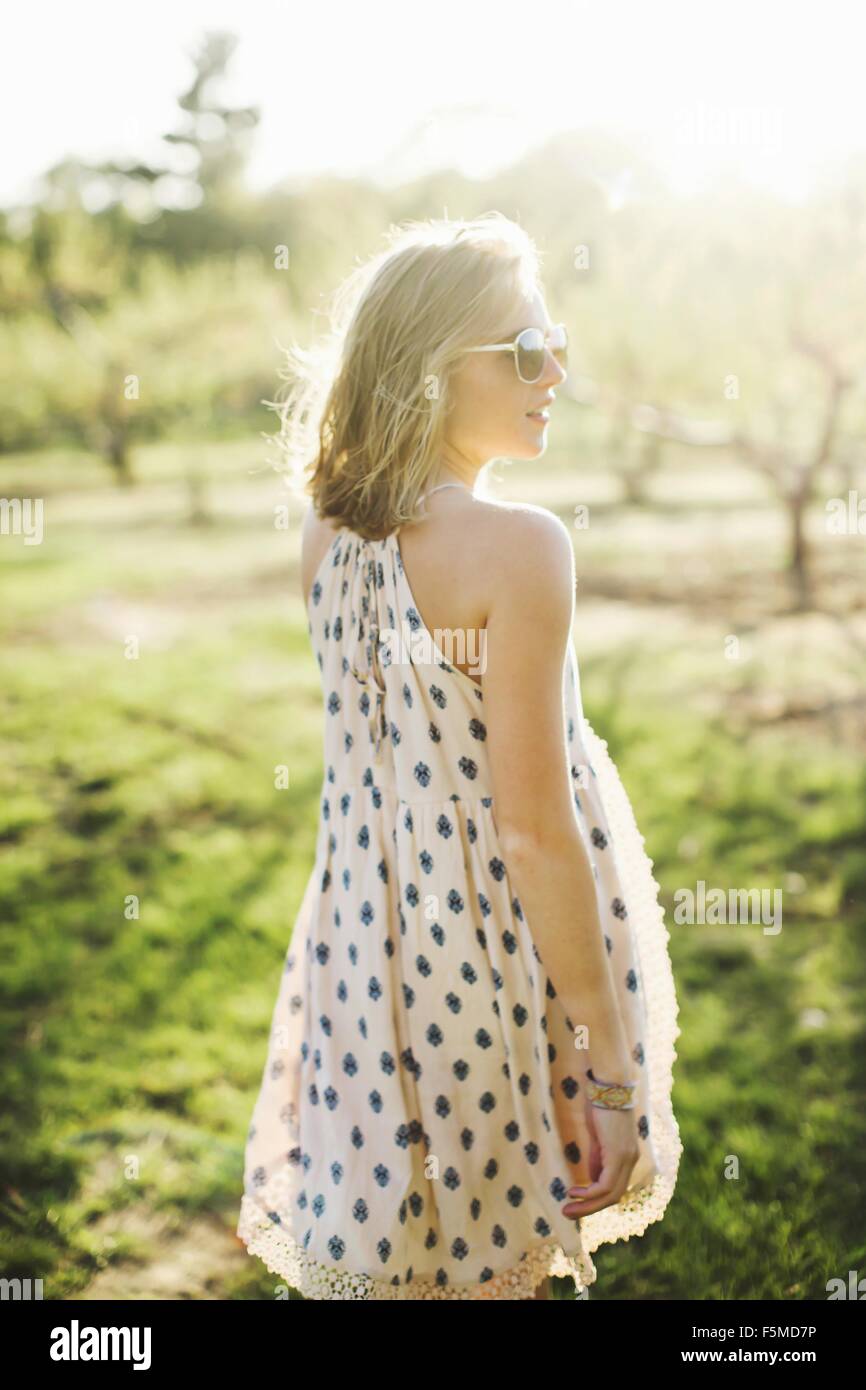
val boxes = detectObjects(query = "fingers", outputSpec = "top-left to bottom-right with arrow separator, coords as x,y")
560,1156 -> 634,1218
562,1194 -> 611,1217
561,1185 -> 608,1218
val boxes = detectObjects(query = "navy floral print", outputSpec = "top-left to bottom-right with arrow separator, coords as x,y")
236,511 -> 682,1300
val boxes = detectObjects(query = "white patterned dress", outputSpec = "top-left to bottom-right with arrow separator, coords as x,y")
237,487 -> 682,1299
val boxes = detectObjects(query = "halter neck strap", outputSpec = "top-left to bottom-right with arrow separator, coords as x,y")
417,482 -> 471,504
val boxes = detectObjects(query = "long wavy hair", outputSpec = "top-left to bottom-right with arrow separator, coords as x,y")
268,211 -> 541,540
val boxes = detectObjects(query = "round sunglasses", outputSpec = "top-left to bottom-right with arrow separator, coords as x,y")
466,323 -> 568,384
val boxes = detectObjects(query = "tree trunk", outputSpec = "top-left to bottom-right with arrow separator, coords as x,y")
107,422 -> 134,487
788,493 -> 810,610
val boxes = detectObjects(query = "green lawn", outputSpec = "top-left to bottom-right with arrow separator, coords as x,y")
1,436 -> 864,1299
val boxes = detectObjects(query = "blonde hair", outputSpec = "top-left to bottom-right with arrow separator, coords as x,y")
268,212 -> 541,540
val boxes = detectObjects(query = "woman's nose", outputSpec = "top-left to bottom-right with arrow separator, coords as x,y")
544,351 -> 567,386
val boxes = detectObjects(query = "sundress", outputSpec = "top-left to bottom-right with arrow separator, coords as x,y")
236,483 -> 682,1299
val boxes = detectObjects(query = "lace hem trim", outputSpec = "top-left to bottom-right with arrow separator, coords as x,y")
237,1192 -> 597,1300
575,719 -> 683,1256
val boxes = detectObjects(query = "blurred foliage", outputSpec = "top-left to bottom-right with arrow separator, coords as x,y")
0,253 -> 288,473
2,43 -> 865,509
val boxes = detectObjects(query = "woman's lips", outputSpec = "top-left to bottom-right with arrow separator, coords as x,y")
526,410 -> 550,422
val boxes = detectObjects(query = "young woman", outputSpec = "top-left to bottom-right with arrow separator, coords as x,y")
237,213 -> 681,1300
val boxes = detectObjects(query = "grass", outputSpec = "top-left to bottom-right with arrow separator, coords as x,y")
1,436 -> 864,1300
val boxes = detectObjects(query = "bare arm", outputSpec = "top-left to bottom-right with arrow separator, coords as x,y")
482,508 -> 632,1082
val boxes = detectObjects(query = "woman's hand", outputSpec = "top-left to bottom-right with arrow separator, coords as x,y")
561,1095 -> 640,1219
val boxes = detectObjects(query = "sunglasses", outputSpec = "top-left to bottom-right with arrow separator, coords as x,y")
465,323 -> 568,384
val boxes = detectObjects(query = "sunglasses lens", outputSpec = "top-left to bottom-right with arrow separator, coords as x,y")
516,329 -> 545,383
549,324 -> 568,372
515,327 -> 568,381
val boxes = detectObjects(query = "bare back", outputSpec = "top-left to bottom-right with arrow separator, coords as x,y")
301,485 -> 503,688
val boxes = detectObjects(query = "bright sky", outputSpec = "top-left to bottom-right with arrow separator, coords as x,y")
2,0 -> 864,208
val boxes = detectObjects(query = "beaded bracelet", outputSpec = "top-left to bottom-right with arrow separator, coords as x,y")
584,1067 -> 637,1111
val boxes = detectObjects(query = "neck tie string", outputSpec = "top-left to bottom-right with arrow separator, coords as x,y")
348,538 -> 388,765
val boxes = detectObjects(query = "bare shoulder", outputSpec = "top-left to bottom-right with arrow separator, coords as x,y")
468,498 -> 575,613
301,500 -> 341,547
300,503 -> 342,603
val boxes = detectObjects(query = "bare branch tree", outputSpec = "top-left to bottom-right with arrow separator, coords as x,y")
561,338 -> 860,609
